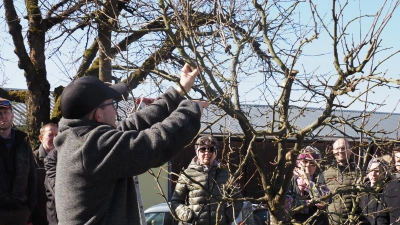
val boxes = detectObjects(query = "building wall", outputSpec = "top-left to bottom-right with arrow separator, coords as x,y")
138,164 -> 170,210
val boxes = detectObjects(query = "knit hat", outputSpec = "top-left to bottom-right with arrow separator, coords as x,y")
61,76 -> 128,119
297,146 -> 321,161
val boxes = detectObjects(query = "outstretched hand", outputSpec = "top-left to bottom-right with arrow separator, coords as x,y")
176,63 -> 200,95
193,100 -> 210,116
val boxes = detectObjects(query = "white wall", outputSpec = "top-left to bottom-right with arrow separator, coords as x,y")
138,163 -> 170,210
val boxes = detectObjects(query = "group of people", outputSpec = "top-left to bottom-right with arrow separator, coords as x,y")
0,63 -> 210,225
1,61 -> 400,225
286,138 -> 400,225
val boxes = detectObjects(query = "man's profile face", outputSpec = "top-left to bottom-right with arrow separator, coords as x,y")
0,108 -> 14,131
393,152 -> 400,171
40,126 -> 58,152
332,139 -> 351,164
96,99 -> 118,128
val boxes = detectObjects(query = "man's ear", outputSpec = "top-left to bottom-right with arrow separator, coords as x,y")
93,110 -> 101,123
39,135 -> 43,142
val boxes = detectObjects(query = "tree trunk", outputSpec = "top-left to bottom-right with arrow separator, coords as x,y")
4,0 -> 50,149
269,204 -> 292,225
98,0 -> 119,83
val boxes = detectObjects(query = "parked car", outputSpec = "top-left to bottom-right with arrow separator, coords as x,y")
252,206 -> 270,225
144,201 -> 261,225
144,202 -> 178,225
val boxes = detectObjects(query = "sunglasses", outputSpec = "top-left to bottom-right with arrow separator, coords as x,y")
299,159 -> 317,167
198,146 -> 216,153
0,100 -> 11,107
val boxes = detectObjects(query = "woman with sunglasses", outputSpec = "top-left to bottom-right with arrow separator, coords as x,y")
171,135 -> 243,225
286,146 -> 329,225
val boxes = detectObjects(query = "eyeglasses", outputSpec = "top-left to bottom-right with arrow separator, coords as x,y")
99,100 -> 118,110
198,146 -> 216,154
333,149 -> 347,156
0,100 -> 11,108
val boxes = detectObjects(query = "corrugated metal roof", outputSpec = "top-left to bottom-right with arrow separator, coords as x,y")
10,97 -> 399,140
196,104 -> 400,140
11,97 -> 56,126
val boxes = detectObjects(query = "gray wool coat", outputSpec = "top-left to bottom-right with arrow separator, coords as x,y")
171,157 -> 243,225
54,87 -> 201,225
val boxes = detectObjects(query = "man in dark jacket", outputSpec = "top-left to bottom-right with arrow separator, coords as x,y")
32,123 -> 58,225
171,135 -> 243,225
0,98 -> 37,224
55,64 -> 209,225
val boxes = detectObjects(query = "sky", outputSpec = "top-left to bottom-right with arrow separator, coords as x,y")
0,0 -> 399,113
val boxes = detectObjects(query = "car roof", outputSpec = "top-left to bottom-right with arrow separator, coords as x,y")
144,202 -> 170,213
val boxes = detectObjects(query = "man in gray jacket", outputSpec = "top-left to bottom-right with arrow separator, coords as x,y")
55,64 -> 209,225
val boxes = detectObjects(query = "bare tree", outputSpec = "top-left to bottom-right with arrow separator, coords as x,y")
157,0 -> 400,224
1,0 -> 400,224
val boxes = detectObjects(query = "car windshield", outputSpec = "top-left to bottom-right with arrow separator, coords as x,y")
145,212 -> 165,225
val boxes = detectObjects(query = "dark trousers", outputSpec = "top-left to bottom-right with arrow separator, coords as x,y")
0,207 -> 31,225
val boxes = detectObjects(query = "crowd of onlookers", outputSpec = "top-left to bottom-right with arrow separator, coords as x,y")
1,82 -> 400,225
285,139 -> 400,225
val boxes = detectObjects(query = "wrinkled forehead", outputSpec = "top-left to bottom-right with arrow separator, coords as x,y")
333,139 -> 349,149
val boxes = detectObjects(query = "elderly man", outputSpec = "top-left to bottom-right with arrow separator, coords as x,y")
0,98 -> 37,224
32,123 -> 58,225
171,135 -> 243,225
318,138 -> 361,225
55,63 -> 209,225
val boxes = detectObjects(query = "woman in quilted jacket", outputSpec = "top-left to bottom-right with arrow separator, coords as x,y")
171,135 -> 243,225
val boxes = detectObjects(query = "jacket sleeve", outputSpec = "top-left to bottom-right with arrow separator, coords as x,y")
376,194 -> 390,225
44,149 -> 57,196
78,87 -> 202,178
27,149 -> 37,212
171,175 -> 194,223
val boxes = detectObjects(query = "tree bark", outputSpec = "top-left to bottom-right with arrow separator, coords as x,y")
4,0 -> 51,149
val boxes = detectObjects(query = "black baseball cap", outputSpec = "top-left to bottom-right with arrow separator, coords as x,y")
61,76 -> 128,119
